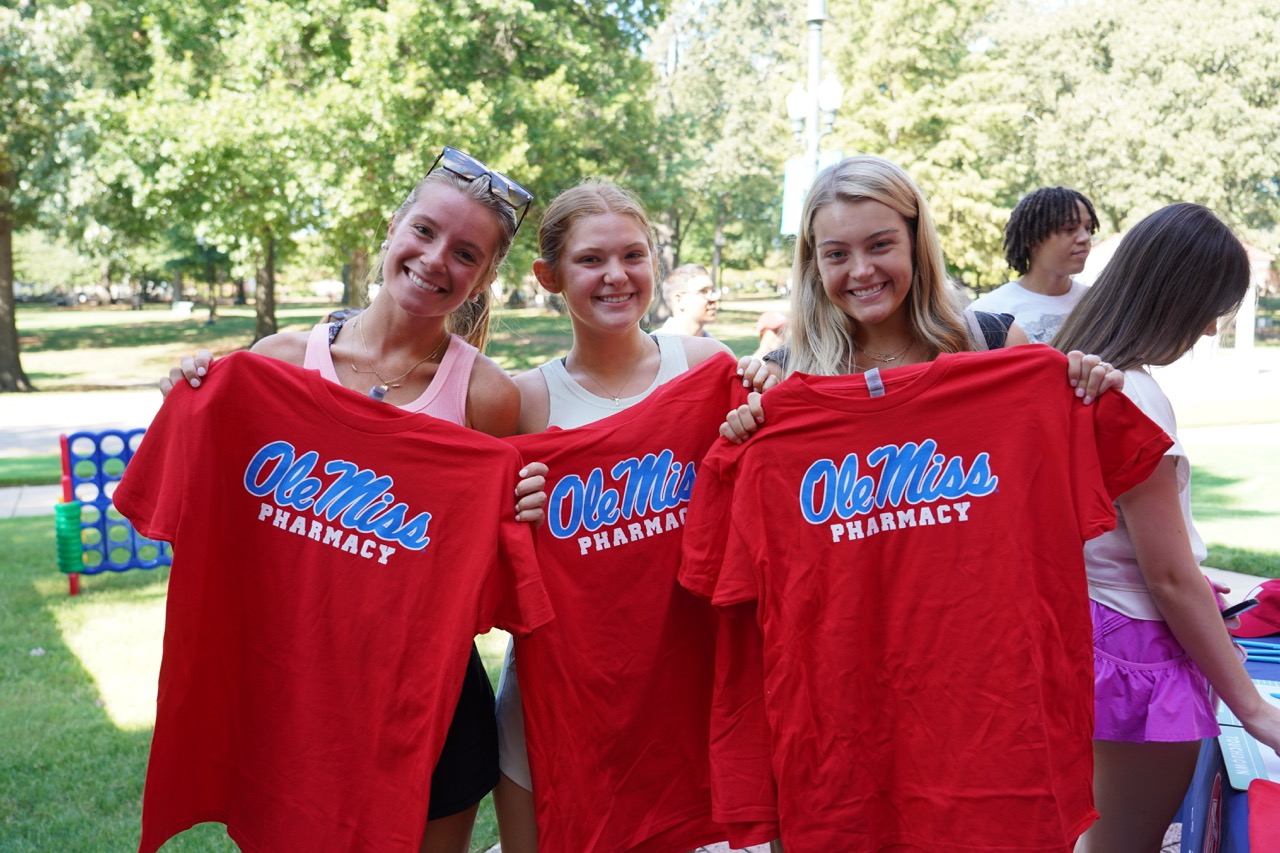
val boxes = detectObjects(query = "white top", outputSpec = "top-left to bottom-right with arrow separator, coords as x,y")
970,279 -> 1088,344
652,316 -> 710,338
1084,368 -> 1205,620
536,334 -> 691,429
496,332 -> 693,789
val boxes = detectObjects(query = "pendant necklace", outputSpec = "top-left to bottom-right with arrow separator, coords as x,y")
854,339 -> 912,364
571,339 -> 651,407
350,316 -> 449,401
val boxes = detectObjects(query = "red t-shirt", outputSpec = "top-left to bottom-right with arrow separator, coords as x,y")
680,347 -> 1172,852
115,352 -> 553,853
505,352 -> 753,853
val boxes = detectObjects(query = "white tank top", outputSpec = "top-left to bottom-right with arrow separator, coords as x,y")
537,334 -> 690,429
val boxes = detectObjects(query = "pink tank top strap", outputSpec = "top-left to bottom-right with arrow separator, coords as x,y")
302,322 -> 341,382
401,334 -> 477,426
305,321 -> 475,427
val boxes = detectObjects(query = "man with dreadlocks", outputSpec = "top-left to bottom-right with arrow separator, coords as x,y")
972,186 -> 1100,343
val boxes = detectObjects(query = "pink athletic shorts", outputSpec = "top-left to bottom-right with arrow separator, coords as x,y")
1091,599 -> 1220,742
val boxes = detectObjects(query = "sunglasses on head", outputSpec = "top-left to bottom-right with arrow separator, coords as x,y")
428,146 -> 534,235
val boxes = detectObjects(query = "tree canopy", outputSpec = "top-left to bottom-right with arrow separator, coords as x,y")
2,1 -> 94,390
4,0 -> 1278,390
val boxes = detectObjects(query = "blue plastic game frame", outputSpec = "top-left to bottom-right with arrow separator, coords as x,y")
60,429 -> 172,586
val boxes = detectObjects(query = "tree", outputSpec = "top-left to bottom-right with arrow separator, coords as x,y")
59,0 -> 675,344
100,0 -> 356,341
820,0 -> 1015,287
811,0 -> 1280,288
983,0 -> 1280,248
312,0 -> 668,304
647,0 -> 794,279
0,2 -> 89,391
60,0 -> 245,306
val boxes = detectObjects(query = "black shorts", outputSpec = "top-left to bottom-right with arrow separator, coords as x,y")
427,642 -> 499,820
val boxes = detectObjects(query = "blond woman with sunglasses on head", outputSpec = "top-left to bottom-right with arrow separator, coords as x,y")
161,146 -> 535,853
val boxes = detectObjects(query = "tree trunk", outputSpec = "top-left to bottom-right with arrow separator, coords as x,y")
711,216 -> 726,289
348,247 -> 370,307
253,233 -> 277,343
99,259 -> 111,304
0,166 -> 34,392
656,217 -> 679,273
202,244 -> 218,323
172,270 -> 184,303
648,221 -> 678,327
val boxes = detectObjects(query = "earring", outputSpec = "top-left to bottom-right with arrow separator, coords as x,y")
380,240 -> 389,251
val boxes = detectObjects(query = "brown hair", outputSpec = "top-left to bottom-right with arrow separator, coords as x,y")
1053,203 -> 1249,370
537,180 -> 657,283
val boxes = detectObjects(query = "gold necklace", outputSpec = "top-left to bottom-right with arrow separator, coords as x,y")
571,339 -> 652,407
350,316 -> 449,399
854,339 -> 912,363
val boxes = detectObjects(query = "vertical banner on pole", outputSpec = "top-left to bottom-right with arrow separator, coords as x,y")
780,149 -> 846,237
780,156 -> 814,237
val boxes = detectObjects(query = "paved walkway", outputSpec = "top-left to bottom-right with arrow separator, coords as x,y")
1,387 -> 163,519
0,483 -> 65,519
0,387 -> 162,459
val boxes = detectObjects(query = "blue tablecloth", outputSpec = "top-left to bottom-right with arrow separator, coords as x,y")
1178,636 -> 1280,853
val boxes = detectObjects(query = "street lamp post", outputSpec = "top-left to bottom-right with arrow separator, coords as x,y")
781,0 -> 843,235
786,0 -> 844,176
804,0 -> 826,173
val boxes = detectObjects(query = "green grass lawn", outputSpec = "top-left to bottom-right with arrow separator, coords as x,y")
0,454 -> 61,487
0,514 -> 506,851
0,518 -> 169,852
1183,427 -> 1280,576
13,298 -> 771,391
16,303 -> 339,391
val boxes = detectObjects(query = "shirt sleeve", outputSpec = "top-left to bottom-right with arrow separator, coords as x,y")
678,442 -> 740,599
710,603 -> 778,833
1072,385 -> 1174,541
686,459 -> 778,831
727,821 -> 781,849
1121,371 -> 1194,495
477,451 -> 554,639
112,380 -> 203,543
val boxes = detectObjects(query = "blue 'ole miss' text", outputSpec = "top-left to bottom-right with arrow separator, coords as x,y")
800,440 -> 997,543
243,441 -> 432,563
547,449 -> 696,555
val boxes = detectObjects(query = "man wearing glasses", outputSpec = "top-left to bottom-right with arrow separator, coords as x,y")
654,263 -> 721,339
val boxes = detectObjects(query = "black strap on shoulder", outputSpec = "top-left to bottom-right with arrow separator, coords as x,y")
762,345 -> 790,368
973,311 -> 1014,351
763,312 -> 1013,365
